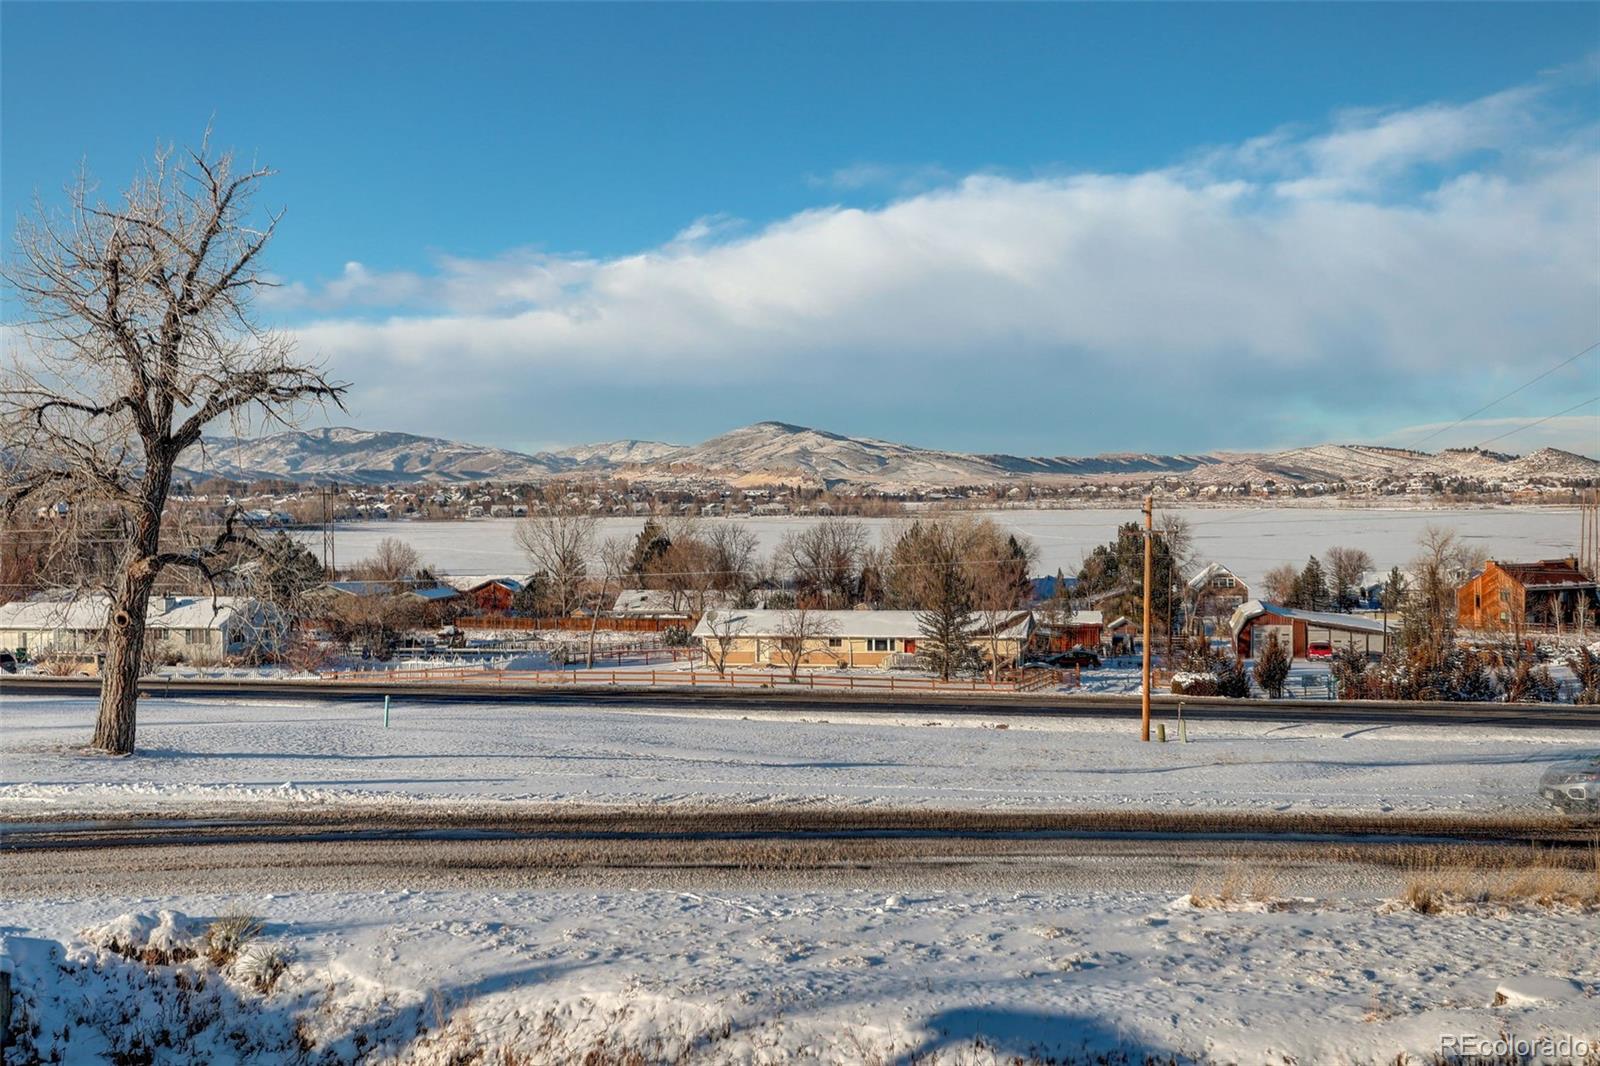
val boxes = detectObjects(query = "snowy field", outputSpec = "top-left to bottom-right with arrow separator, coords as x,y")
305,506 -> 1580,591
3,694 -> 1594,815
5,886 -> 1597,1065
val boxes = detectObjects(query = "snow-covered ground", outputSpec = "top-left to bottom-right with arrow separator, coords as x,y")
3,694 -> 1594,815
307,506 -> 1579,592
5,887 -> 1596,1065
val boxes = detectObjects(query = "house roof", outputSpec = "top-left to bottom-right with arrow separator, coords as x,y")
0,594 -> 250,632
613,588 -> 750,615
1035,610 -> 1104,628
1186,562 -> 1244,592
1228,599 -> 1388,635
1029,575 -> 1079,602
440,575 -> 528,593
323,580 -> 459,601
612,588 -> 694,616
691,609 -> 1034,642
1490,559 -> 1596,591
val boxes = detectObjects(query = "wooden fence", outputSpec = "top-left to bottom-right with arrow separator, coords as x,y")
317,664 -> 1076,695
460,615 -> 686,633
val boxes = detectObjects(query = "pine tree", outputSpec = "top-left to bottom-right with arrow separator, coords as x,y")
627,520 -> 671,578
916,554 -> 976,682
1293,556 -> 1330,611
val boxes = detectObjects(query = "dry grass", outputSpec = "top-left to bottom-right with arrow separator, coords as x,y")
1187,865 -> 1288,910
1396,845 -> 1600,913
204,912 -> 264,966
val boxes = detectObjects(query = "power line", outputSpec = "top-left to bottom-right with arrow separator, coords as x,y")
1405,340 -> 1600,451
1472,395 -> 1600,449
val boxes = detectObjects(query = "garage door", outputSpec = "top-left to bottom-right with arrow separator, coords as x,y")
1252,624 -> 1293,657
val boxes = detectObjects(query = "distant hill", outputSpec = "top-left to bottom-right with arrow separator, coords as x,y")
187,421 -> 1600,491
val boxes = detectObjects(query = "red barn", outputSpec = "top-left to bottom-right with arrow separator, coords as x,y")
1229,600 -> 1388,659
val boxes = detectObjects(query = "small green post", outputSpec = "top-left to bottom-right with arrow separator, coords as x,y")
1157,722 -> 1166,743
383,694 -> 391,729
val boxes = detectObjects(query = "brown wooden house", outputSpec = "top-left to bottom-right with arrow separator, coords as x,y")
465,577 -> 525,615
1456,558 -> 1598,632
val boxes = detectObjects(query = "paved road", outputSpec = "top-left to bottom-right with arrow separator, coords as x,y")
5,675 -> 1598,729
4,806 -> 1593,897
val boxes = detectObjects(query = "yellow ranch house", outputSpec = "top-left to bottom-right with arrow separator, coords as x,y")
690,609 -> 1034,670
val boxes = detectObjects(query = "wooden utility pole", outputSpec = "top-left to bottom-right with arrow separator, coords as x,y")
1141,494 -> 1153,742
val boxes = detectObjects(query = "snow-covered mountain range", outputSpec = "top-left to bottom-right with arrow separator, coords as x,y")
189,421 -> 1599,491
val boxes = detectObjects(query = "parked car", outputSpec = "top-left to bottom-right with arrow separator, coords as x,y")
0,651 -> 15,673
1048,648 -> 1102,669
1538,757 -> 1600,814
1305,642 -> 1334,660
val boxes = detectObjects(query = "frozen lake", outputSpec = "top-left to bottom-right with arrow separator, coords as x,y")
302,506 -> 1574,590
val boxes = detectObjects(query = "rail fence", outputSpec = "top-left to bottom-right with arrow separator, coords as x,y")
316,663 -> 1076,695
459,615 -> 687,633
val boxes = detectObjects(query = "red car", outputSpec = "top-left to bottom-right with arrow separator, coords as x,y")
1305,642 -> 1334,660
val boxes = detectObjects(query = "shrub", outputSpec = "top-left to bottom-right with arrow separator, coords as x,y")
204,913 -> 264,967
1567,646 -> 1600,705
232,944 -> 290,994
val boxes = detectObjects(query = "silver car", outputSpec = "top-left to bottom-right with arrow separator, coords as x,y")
1538,756 -> 1600,814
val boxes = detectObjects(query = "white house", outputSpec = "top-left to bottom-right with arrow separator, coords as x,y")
0,594 -> 288,659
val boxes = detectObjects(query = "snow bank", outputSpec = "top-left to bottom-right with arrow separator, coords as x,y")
4,890 -> 1596,1065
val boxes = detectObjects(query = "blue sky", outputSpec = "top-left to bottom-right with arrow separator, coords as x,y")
4,2 -> 1598,457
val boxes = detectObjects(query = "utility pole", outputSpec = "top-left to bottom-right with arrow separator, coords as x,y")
321,484 -> 337,577
1141,494 -> 1153,742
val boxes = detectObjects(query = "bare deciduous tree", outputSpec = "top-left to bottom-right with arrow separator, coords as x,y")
583,536 -> 630,668
699,608 -> 746,674
776,519 -> 868,608
703,522 -> 758,594
1324,546 -> 1374,610
1,135 -> 344,754
515,491 -> 596,618
1261,564 -> 1298,605
352,537 -> 420,586
773,606 -> 838,681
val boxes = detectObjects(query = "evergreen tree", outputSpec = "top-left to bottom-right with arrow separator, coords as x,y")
916,551 -> 976,682
1293,556 -> 1330,611
1253,634 -> 1291,697
627,519 -> 671,579
253,532 -> 325,614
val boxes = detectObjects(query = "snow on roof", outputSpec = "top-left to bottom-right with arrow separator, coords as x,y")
1186,562 -> 1243,591
0,595 -> 248,632
612,588 -> 692,615
1228,600 -> 1388,634
1036,610 -> 1103,628
441,575 -> 527,593
691,609 -> 1033,641
324,580 -> 459,600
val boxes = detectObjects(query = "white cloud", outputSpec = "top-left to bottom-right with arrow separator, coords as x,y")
278,69 -> 1600,451
1386,413 -> 1599,456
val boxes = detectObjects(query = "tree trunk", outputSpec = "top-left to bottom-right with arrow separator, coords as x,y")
93,568 -> 156,755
